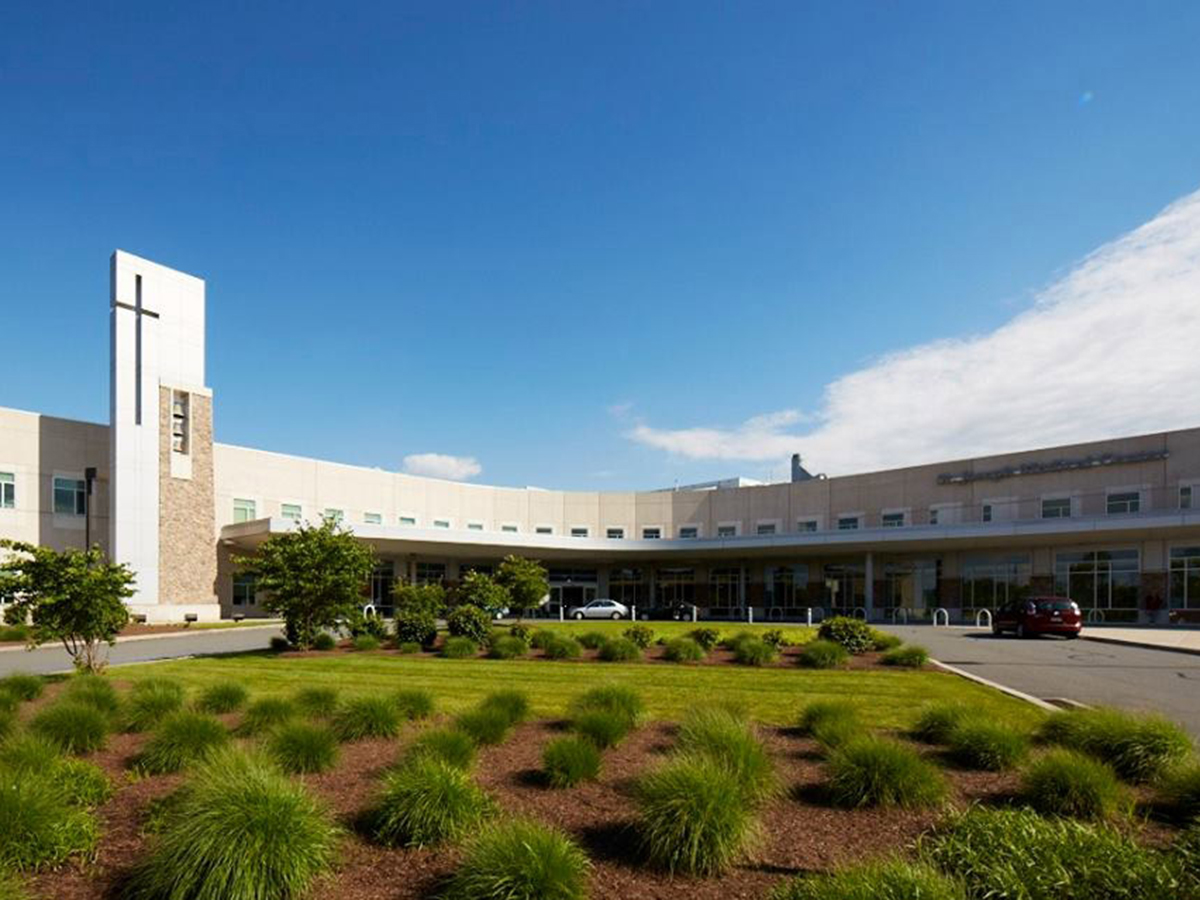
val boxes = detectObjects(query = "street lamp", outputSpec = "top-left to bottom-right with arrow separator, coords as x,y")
84,467 -> 97,552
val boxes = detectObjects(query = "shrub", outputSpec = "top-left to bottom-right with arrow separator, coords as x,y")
1022,748 -> 1128,820
239,696 -> 298,735
818,616 -> 874,654
447,604 -> 492,644
397,640 -> 422,654
1038,708 -> 1193,782
269,635 -> 291,652
443,818 -> 591,900
455,706 -> 513,746
407,727 -> 477,770
870,629 -> 904,652
0,673 -> 43,702
345,607 -> 390,641
543,635 -> 583,659
798,639 -> 849,669
635,756 -> 758,876
623,624 -> 656,649
333,695 -> 403,741
947,720 -> 1029,771
576,631 -> 608,649
195,680 -> 249,714
441,635 -> 479,659
734,637 -> 779,666
543,737 -> 602,788
138,711 -> 231,775
394,610 -> 437,647
55,758 -> 113,807
598,636 -> 642,662
827,737 -> 947,808
912,702 -> 971,744
123,749 -> 339,900
0,769 -> 97,872
882,644 -> 929,668
293,686 -> 340,717
394,688 -> 435,720
677,707 -> 778,804
574,709 -> 633,749
529,629 -> 559,650
482,689 -> 530,726
799,699 -> 860,735
768,859 -> 965,900
919,806 -> 1190,900
488,635 -> 528,659
268,722 -> 340,774
0,625 -> 28,643
124,680 -> 186,732
31,702 -> 109,754
761,628 -> 789,649
664,637 -> 705,663
311,631 -> 337,651
1158,762 -> 1200,822
61,674 -> 120,716
723,631 -> 758,651
569,685 -> 645,726
506,621 -> 534,644
689,627 -> 721,651
351,634 -> 381,651
370,755 -> 494,848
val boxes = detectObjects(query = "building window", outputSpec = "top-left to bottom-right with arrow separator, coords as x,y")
399,516 -> 417,526
1106,492 -> 1140,515
679,526 -> 699,539
415,562 -> 446,585
1042,498 -> 1071,519
570,527 -> 588,538
837,516 -> 859,531
281,503 -> 302,521
501,524 -> 518,533
1170,546 -> 1200,610
981,504 -> 993,523
962,554 -> 1031,610
797,519 -> 818,532
433,519 -> 450,529
1055,549 -> 1139,611
756,523 -> 776,535
53,477 -> 86,516
710,567 -> 742,606
324,508 -> 344,524
231,573 -> 256,606
364,512 -> 382,525
536,526 -> 553,535
928,508 -> 939,526
881,512 -> 905,528
606,528 -> 625,539
717,524 -> 737,538
642,527 -> 661,540
467,522 -> 484,531
1182,486 -> 1193,510
0,472 -> 13,509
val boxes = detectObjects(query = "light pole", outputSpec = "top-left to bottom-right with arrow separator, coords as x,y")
84,467 -> 97,552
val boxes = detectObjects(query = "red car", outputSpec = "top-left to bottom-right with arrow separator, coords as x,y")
992,596 -> 1082,639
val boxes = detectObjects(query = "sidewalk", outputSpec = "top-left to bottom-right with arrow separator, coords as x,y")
1082,626 -> 1200,656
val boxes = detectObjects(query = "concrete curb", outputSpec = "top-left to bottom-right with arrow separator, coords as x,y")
931,658 -> 1059,712
0,623 -> 283,654
1081,635 -> 1200,658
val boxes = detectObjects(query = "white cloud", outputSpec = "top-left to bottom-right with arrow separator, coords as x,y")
402,453 -> 482,481
629,189 -> 1200,476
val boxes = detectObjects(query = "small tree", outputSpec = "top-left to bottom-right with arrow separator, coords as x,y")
233,518 -> 375,650
495,555 -> 549,618
0,540 -> 135,673
392,582 -> 446,618
455,570 -> 510,617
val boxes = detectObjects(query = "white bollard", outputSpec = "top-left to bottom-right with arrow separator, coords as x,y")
559,604 -> 564,622
748,606 -> 753,624
692,605 -> 698,623
806,607 -> 812,627
631,604 -> 637,621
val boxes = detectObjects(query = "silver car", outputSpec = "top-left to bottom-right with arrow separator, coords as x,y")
567,598 -> 629,620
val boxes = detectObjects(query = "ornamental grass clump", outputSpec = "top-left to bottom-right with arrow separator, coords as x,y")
827,736 -> 947,809
55,759 -> 112,807
487,635 -> 528,659
393,688 -> 435,721
734,637 -> 779,666
799,699 -> 862,751
946,720 -> 1029,771
919,806 -> 1189,900
293,685 -> 340,718
311,632 -> 337,651
598,636 -> 642,662
351,634 -> 381,651
797,639 -> 849,669
441,636 -> 478,659
0,769 -> 98,872
369,755 -> 494,848
663,636 -> 705,663
768,859 -> 965,900
481,689 -> 530,726
1158,762 -> 1200,822
1038,707 -> 1193,782
677,707 -> 778,804
529,629 -> 559,650
62,675 -> 121,716
455,706 -> 514,746
123,749 -> 340,900
543,635 -> 583,660
137,711 -> 231,775
635,755 -> 758,876
31,701 -> 109,755
881,644 -> 930,668
573,708 -> 633,749
333,695 -> 403,741
0,732 -> 61,773
406,727 -> 477,770
443,819 -> 591,900
268,722 -> 340,774
570,684 -> 645,727
396,641 -> 422,654
195,680 -> 249,714
1,734 -> 113,807
576,631 -> 609,650
124,680 -> 186,732
0,710 -> 14,741
542,737 -> 602,788
911,702 -> 972,745
0,673 -> 44,702
1021,749 -> 1128,820
870,629 -> 904,652
238,696 -> 298,736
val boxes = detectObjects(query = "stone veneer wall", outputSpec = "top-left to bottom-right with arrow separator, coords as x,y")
158,387 -> 218,606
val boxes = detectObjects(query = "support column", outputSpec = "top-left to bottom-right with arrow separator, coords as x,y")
864,552 -> 875,620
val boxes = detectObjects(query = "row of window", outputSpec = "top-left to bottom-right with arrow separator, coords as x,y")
0,474 -> 86,515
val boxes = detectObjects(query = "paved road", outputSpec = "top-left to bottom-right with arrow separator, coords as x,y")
0,625 -> 284,677
880,624 -> 1200,737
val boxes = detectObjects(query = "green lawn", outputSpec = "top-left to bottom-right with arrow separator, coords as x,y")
110,651 -> 1045,732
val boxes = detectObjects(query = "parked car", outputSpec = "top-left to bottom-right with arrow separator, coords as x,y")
992,596 -> 1082,638
637,602 -> 697,621
566,598 -> 629,620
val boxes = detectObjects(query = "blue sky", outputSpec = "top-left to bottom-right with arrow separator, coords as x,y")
2,2 -> 1199,488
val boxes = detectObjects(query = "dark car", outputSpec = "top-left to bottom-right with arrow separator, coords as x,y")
992,596 -> 1082,638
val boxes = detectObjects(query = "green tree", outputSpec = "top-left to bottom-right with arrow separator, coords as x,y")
496,555 -> 549,618
0,540 -> 135,673
392,582 -> 446,618
455,570 -> 510,616
233,518 -> 375,650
